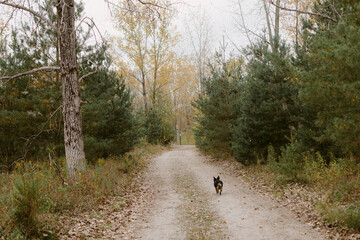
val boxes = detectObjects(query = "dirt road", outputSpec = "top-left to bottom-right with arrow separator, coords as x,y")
122,145 -> 327,240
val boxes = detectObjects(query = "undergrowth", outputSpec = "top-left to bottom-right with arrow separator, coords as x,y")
0,142 -> 164,239
244,146 -> 360,232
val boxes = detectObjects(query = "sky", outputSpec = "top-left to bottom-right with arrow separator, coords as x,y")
83,0 -> 265,55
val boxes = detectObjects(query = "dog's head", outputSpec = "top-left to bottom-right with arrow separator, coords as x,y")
213,176 -> 220,184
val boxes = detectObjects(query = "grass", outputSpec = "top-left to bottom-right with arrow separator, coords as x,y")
0,142 -> 165,239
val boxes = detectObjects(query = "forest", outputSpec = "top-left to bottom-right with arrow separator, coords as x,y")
0,0 -> 359,239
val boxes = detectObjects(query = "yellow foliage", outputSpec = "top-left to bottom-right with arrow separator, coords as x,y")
281,0 -> 316,43
97,158 -> 104,165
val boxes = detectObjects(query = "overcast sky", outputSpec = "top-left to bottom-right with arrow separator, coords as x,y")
83,0 -> 265,55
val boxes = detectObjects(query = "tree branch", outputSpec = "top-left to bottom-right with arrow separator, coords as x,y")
163,86 -> 181,97
0,1 -> 57,31
104,0 -> 141,14
16,105 -> 62,164
76,16 -> 104,44
0,7 -> 16,36
78,69 -> 99,82
268,0 -> 338,23
237,0 -> 254,48
0,66 -> 60,81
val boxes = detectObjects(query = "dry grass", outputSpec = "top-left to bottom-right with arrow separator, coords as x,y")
0,142 -> 165,239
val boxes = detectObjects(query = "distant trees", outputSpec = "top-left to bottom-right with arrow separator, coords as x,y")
113,0 -> 184,144
114,0 -> 178,111
185,8 -> 212,91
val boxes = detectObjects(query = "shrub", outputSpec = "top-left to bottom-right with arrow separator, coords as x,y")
317,201 -> 360,231
144,109 -> 174,145
269,139 -> 307,183
10,164 -> 45,238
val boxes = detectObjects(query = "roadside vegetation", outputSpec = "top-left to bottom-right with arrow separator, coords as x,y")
0,142 -> 165,239
193,1 -> 360,232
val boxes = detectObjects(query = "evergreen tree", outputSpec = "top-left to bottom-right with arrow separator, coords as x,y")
232,41 -> 297,165
82,69 -> 138,163
144,107 -> 174,145
193,56 -> 243,156
144,109 -> 163,144
0,30 -> 62,170
291,1 -> 360,159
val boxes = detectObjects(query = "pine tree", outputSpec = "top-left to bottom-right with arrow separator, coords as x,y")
0,29 -> 62,170
82,69 -> 138,163
292,1 -> 360,158
144,106 -> 174,145
231,41 -> 297,165
193,56 -> 243,156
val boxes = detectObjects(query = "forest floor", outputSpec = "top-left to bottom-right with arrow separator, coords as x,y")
60,145 -> 358,240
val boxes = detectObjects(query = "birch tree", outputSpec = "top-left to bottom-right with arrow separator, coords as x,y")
148,8 -> 178,106
114,1 -> 151,112
114,0 -> 177,111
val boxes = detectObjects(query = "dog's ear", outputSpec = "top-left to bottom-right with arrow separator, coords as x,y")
213,176 -> 216,180
217,176 -> 220,180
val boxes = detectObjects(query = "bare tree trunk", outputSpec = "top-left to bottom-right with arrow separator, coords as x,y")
152,71 -> 157,106
57,0 -> 85,180
274,0 -> 281,50
275,0 -> 280,38
262,0 -> 274,51
295,0 -> 299,53
142,75 -> 148,113
0,0 -> 86,180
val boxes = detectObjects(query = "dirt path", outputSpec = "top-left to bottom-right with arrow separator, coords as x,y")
121,145 -> 328,240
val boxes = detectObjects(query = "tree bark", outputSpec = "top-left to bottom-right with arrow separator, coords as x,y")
57,0 -> 86,180
275,0 -> 280,40
274,0 -> 281,51
262,0 -> 274,51
142,75 -> 148,113
295,0 -> 299,53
